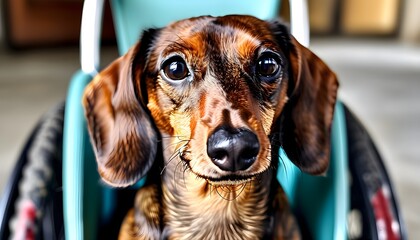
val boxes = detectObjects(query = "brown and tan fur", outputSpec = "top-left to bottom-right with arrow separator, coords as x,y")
83,15 -> 338,239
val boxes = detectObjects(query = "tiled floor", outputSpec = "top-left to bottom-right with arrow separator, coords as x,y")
0,39 -> 419,238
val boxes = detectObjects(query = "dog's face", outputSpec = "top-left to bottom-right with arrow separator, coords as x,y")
145,16 -> 290,184
83,15 -> 338,187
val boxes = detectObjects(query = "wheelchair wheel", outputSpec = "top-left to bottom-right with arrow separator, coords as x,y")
0,102 -> 65,240
344,105 -> 407,240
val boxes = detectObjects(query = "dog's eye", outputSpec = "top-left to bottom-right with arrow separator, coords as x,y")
162,56 -> 190,81
256,54 -> 281,79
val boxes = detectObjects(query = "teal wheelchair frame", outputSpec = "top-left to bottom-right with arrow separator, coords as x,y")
0,0 -> 406,239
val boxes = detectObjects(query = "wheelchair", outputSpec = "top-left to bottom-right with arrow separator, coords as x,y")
0,0 -> 407,239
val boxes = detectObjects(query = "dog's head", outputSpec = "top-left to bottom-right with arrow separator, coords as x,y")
83,15 -> 338,187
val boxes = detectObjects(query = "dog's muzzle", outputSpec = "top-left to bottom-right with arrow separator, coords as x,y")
207,127 -> 260,172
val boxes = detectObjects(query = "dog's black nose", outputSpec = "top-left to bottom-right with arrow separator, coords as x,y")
207,128 -> 259,172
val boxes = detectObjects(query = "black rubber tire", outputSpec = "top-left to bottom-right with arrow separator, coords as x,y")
344,104 -> 407,240
0,102 -> 65,239
0,115 -> 40,239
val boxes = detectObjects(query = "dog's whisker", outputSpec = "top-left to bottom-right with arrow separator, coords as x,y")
157,135 -> 189,145
177,160 -> 188,191
160,140 -> 191,175
237,182 -> 248,197
218,187 -> 233,201
160,151 -> 180,175
162,139 -> 190,152
172,158 -> 187,191
161,134 -> 188,139
166,142 -> 192,188
277,154 -> 290,179
210,182 -> 249,201
215,186 -> 229,200
181,161 -> 191,190
216,186 -> 230,193
161,152 -> 182,176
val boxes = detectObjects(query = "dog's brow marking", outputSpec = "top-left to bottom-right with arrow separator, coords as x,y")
234,31 -> 261,59
208,24 -> 261,61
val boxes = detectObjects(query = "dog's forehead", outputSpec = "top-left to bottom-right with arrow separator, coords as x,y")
152,15 -> 277,58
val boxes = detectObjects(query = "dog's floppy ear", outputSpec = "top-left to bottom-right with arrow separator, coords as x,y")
83,30 -> 159,187
280,37 -> 339,175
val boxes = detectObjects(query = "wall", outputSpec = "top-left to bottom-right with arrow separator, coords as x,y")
401,0 -> 420,43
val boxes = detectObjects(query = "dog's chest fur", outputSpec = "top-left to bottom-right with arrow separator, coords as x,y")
161,174 -> 271,240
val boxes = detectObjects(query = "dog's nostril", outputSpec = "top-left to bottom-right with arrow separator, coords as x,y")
211,149 -> 229,162
207,128 -> 259,172
239,147 -> 259,162
236,139 -> 259,171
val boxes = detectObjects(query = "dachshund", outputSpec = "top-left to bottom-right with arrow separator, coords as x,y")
83,15 -> 338,240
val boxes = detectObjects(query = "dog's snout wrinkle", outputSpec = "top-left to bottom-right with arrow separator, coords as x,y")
207,128 -> 259,172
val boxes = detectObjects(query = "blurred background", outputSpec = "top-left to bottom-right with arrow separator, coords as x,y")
0,0 -> 419,238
